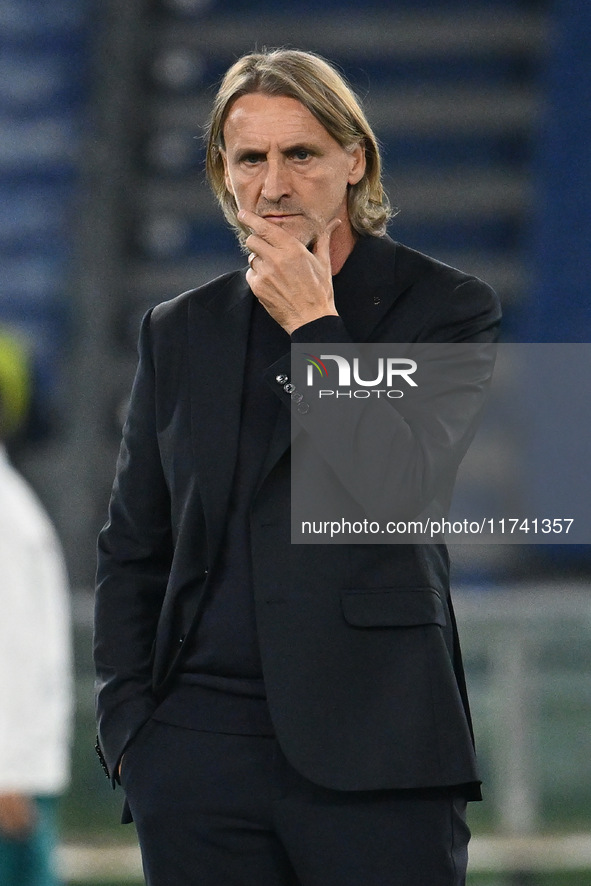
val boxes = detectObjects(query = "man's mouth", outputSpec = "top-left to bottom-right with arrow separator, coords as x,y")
262,213 -> 301,221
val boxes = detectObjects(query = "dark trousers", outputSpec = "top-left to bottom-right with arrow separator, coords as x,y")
120,719 -> 470,886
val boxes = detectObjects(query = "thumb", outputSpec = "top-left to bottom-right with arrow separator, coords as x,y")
313,218 -> 341,264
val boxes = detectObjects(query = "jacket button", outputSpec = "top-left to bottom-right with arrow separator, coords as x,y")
283,382 -> 296,394
275,373 -> 289,385
297,402 -> 310,414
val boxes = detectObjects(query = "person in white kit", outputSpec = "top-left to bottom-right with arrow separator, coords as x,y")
0,329 -> 73,886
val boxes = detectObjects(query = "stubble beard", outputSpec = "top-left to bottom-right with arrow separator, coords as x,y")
255,201 -> 323,249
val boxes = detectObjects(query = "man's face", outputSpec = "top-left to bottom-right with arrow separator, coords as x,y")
221,93 -> 365,250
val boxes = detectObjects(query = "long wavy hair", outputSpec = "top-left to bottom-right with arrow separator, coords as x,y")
205,49 -> 392,246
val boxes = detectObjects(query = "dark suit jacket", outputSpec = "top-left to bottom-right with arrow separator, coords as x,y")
94,235 -> 501,793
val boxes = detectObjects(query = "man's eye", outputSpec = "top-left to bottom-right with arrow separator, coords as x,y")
292,150 -> 311,161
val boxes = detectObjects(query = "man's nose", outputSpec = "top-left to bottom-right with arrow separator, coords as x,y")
261,158 -> 291,202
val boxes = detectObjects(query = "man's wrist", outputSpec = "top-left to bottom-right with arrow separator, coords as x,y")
290,314 -> 350,343
285,311 -> 338,336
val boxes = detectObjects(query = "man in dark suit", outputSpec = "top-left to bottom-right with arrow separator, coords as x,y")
94,49 -> 501,886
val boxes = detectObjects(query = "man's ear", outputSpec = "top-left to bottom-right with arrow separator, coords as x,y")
347,142 -> 366,186
220,149 -> 234,196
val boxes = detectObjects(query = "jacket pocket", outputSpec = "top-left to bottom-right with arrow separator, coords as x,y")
340,587 -> 446,628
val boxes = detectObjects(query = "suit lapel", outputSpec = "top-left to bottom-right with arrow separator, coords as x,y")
257,395 -> 291,491
334,234 -> 404,341
188,271 -> 252,567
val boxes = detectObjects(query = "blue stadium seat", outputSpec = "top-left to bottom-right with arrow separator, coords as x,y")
0,0 -> 91,39
0,184 -> 73,256
0,48 -> 88,114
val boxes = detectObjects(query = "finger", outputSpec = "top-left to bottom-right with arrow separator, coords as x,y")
238,209 -> 288,246
247,252 -> 263,274
244,232 -> 276,261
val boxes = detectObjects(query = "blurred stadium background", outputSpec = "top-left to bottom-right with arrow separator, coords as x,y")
1,0 -> 590,883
